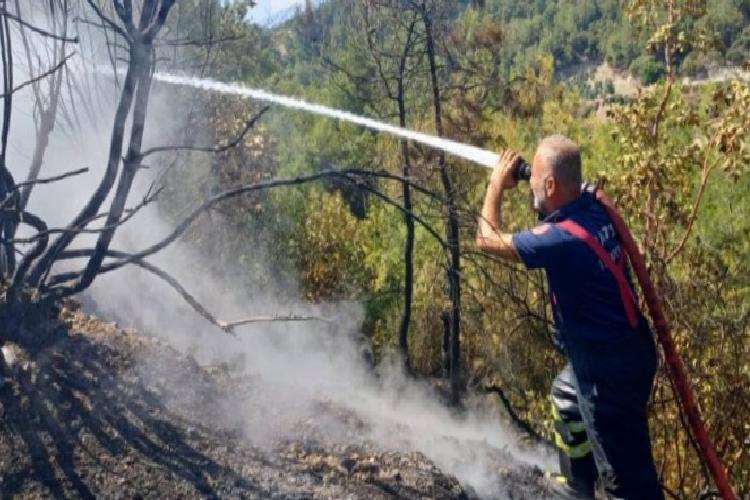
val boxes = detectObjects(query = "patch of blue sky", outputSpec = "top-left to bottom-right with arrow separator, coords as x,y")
247,0 -> 307,26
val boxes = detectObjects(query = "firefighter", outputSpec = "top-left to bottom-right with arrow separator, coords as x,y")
475,135 -> 664,499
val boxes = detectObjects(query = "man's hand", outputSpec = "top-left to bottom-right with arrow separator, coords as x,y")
476,149 -> 522,263
490,149 -> 523,191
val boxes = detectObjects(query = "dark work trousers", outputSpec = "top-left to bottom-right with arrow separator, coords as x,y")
553,322 -> 664,500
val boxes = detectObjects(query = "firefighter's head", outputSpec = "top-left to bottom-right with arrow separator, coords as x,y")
530,135 -> 582,217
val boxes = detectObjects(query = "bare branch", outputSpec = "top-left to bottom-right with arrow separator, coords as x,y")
0,9 -> 79,43
0,51 -> 77,100
112,0 -> 135,35
351,179 -> 446,247
72,16 -> 111,33
157,35 -> 243,47
666,151 -> 719,263
43,170 -> 447,299
484,384 -> 549,444
13,0 -> 72,213
84,0 -> 130,41
6,184 -> 162,244
144,0 -> 177,39
49,249 -> 326,335
218,315 -> 331,331
13,167 -> 89,191
138,106 -> 269,159
1,168 -> 89,212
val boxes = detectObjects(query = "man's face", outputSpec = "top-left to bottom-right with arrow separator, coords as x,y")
529,151 -> 550,217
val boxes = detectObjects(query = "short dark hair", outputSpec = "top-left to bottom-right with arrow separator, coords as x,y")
539,135 -> 582,189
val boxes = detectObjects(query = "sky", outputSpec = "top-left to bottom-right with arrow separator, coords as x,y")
248,0 -> 307,26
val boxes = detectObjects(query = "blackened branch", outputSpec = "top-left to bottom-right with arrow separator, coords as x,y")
43,170 -> 447,299
484,384 -> 549,445
217,315 -> 330,331
0,9 -> 80,43
84,0 -> 130,41
49,249 -> 325,336
138,106 -> 270,159
51,248 -> 236,334
6,185 -> 162,245
11,167 -> 89,191
0,52 -> 75,98
157,35 -> 243,48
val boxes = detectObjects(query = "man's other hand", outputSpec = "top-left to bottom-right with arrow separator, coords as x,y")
490,149 -> 523,191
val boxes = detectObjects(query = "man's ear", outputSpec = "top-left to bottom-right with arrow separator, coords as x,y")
545,176 -> 556,197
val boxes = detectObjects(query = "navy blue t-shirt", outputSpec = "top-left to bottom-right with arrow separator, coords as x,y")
512,193 -> 637,345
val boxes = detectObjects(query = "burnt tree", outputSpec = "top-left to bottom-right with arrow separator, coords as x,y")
419,0 -> 463,404
0,1 -> 452,349
0,1 -> 183,339
360,0 -> 422,371
318,0 -> 425,369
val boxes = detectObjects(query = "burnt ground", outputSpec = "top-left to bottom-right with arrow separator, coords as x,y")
0,302 -> 553,499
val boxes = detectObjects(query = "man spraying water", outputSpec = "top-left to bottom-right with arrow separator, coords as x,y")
150,72 -> 735,499
475,136 -> 663,499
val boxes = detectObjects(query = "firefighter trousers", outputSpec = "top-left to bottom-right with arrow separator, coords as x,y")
552,323 -> 664,500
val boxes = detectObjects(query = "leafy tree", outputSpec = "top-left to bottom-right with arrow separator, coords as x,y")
630,54 -> 667,84
601,0 -> 750,495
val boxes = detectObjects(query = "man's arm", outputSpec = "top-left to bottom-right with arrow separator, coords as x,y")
475,150 -> 522,262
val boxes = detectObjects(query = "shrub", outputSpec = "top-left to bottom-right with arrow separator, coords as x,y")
629,55 -> 666,84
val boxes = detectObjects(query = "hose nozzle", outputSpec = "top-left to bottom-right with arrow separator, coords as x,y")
514,160 -> 532,182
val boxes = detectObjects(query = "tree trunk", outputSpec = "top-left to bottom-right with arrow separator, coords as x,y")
63,41 -> 154,298
396,68 -> 414,371
423,7 -> 463,404
17,0 -> 68,212
440,310 -> 450,378
0,10 -> 17,279
26,62 -> 139,287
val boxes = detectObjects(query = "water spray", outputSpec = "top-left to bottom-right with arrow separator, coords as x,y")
151,73 -> 503,169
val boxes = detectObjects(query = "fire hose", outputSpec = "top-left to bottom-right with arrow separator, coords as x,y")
594,188 -> 738,500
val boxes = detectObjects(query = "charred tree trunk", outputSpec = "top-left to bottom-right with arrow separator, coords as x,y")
440,310 -> 450,378
0,7 -> 17,279
26,61 -> 139,288
396,46 -> 414,372
27,0 -> 176,295
422,6 -> 463,404
358,3 -> 419,370
57,40 -> 154,298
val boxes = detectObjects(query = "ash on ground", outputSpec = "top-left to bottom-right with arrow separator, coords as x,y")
0,304 -> 555,499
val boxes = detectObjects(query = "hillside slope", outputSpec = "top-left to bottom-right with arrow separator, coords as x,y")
0,303 -> 552,499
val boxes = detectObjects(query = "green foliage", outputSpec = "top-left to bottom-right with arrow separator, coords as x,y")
680,51 -> 709,77
698,0 -> 745,51
629,54 -> 666,84
603,3 -> 750,492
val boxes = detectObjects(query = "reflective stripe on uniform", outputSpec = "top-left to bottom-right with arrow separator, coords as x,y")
551,403 -> 588,433
551,402 -> 592,458
555,432 -> 593,458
